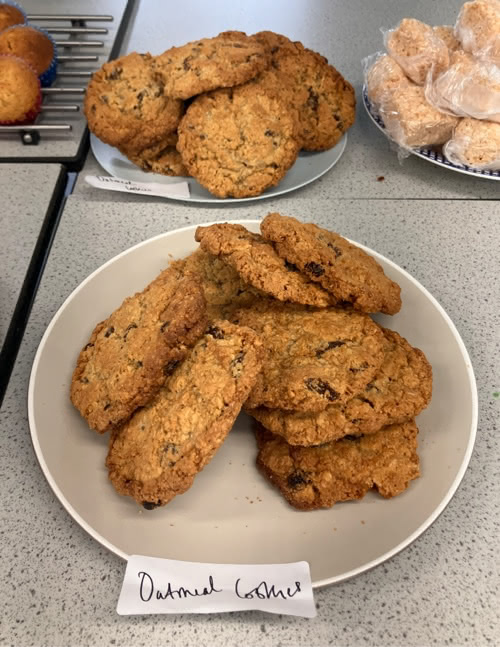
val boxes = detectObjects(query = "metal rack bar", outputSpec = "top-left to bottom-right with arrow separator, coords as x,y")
55,40 -> 104,48
42,87 -> 86,94
0,125 -> 72,132
27,14 -> 113,21
57,71 -> 92,78
46,26 -> 108,34
58,54 -> 98,62
41,105 -> 80,113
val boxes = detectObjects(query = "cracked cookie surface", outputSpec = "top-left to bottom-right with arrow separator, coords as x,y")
248,328 -> 432,445
230,300 -> 385,411
177,84 -> 300,198
70,267 -> 207,433
255,420 -> 420,510
155,32 -> 270,100
195,223 -> 336,306
84,52 -> 184,153
261,213 -> 402,314
121,132 -> 188,177
252,33 -> 356,150
106,320 -> 264,508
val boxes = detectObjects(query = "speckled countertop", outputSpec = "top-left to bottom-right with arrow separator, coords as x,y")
1,0 -> 499,645
1,197 -> 499,647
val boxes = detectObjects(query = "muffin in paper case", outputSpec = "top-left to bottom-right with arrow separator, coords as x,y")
425,50 -> 500,123
384,18 -> 450,85
444,118 -> 500,169
455,0 -> 500,66
0,24 -> 58,87
364,52 -> 412,109
378,85 -> 459,150
0,54 -> 42,125
0,0 -> 27,31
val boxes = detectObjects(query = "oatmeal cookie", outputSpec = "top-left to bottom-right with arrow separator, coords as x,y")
177,84 -> 300,198
261,213 -> 402,314
84,52 -> 184,153
231,300 -> 385,412
106,321 -> 264,508
155,32 -> 270,100
70,267 -> 207,433
255,420 -> 420,510
170,249 -> 262,320
248,328 -> 432,445
195,223 -> 336,306
121,132 -> 188,176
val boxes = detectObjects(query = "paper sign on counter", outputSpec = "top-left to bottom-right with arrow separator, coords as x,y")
117,555 -> 316,618
85,175 -> 190,199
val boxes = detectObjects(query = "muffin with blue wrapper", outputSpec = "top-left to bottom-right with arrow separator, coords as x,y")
0,1 -> 26,32
0,24 -> 58,86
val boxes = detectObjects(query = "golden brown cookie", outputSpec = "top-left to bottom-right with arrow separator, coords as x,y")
261,213 -> 402,314
170,249 -> 262,320
255,420 -> 420,510
155,32 -> 270,100
252,35 -> 356,151
84,52 -> 184,153
121,132 -> 188,177
231,300 -> 385,412
177,83 -> 300,198
248,327 -> 432,445
195,223 -> 336,306
70,267 -> 207,433
106,321 -> 264,508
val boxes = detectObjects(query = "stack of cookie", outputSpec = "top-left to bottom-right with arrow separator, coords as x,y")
191,213 -> 432,511
83,31 -> 356,197
70,213 -> 432,512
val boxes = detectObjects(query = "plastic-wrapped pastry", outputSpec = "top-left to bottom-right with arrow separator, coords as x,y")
426,50 -> 500,123
455,0 -> 500,65
433,26 -> 461,52
384,18 -> 450,85
379,85 -> 459,148
444,117 -> 500,169
364,53 -> 411,108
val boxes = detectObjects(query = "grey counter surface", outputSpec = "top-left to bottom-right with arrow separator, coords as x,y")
1,196 -> 498,647
0,164 -> 63,346
75,0 -> 500,199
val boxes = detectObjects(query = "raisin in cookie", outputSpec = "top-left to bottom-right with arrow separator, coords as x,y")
70,268 -> 207,433
177,84 -> 300,198
255,420 -> 420,510
231,300 -> 385,412
195,223 -> 336,306
155,32 -> 270,100
106,321 -> 264,508
261,213 -> 402,314
248,328 -> 432,445
84,52 -> 184,153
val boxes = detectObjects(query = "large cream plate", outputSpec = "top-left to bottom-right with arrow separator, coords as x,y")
90,133 -> 348,203
28,221 -> 477,587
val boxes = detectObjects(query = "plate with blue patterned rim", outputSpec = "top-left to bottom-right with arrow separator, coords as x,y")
362,87 -> 500,181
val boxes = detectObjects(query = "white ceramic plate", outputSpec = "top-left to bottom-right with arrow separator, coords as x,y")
90,133 -> 347,203
28,221 -> 477,587
362,87 -> 500,181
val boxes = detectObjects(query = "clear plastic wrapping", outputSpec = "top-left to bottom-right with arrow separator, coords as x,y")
425,50 -> 500,123
433,26 -> 461,52
378,85 -> 459,149
443,117 -> 500,169
455,0 -> 500,65
384,18 -> 450,85
363,52 -> 412,109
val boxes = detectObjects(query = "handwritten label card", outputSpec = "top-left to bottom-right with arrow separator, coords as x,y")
85,175 -> 190,199
117,555 -> 316,618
